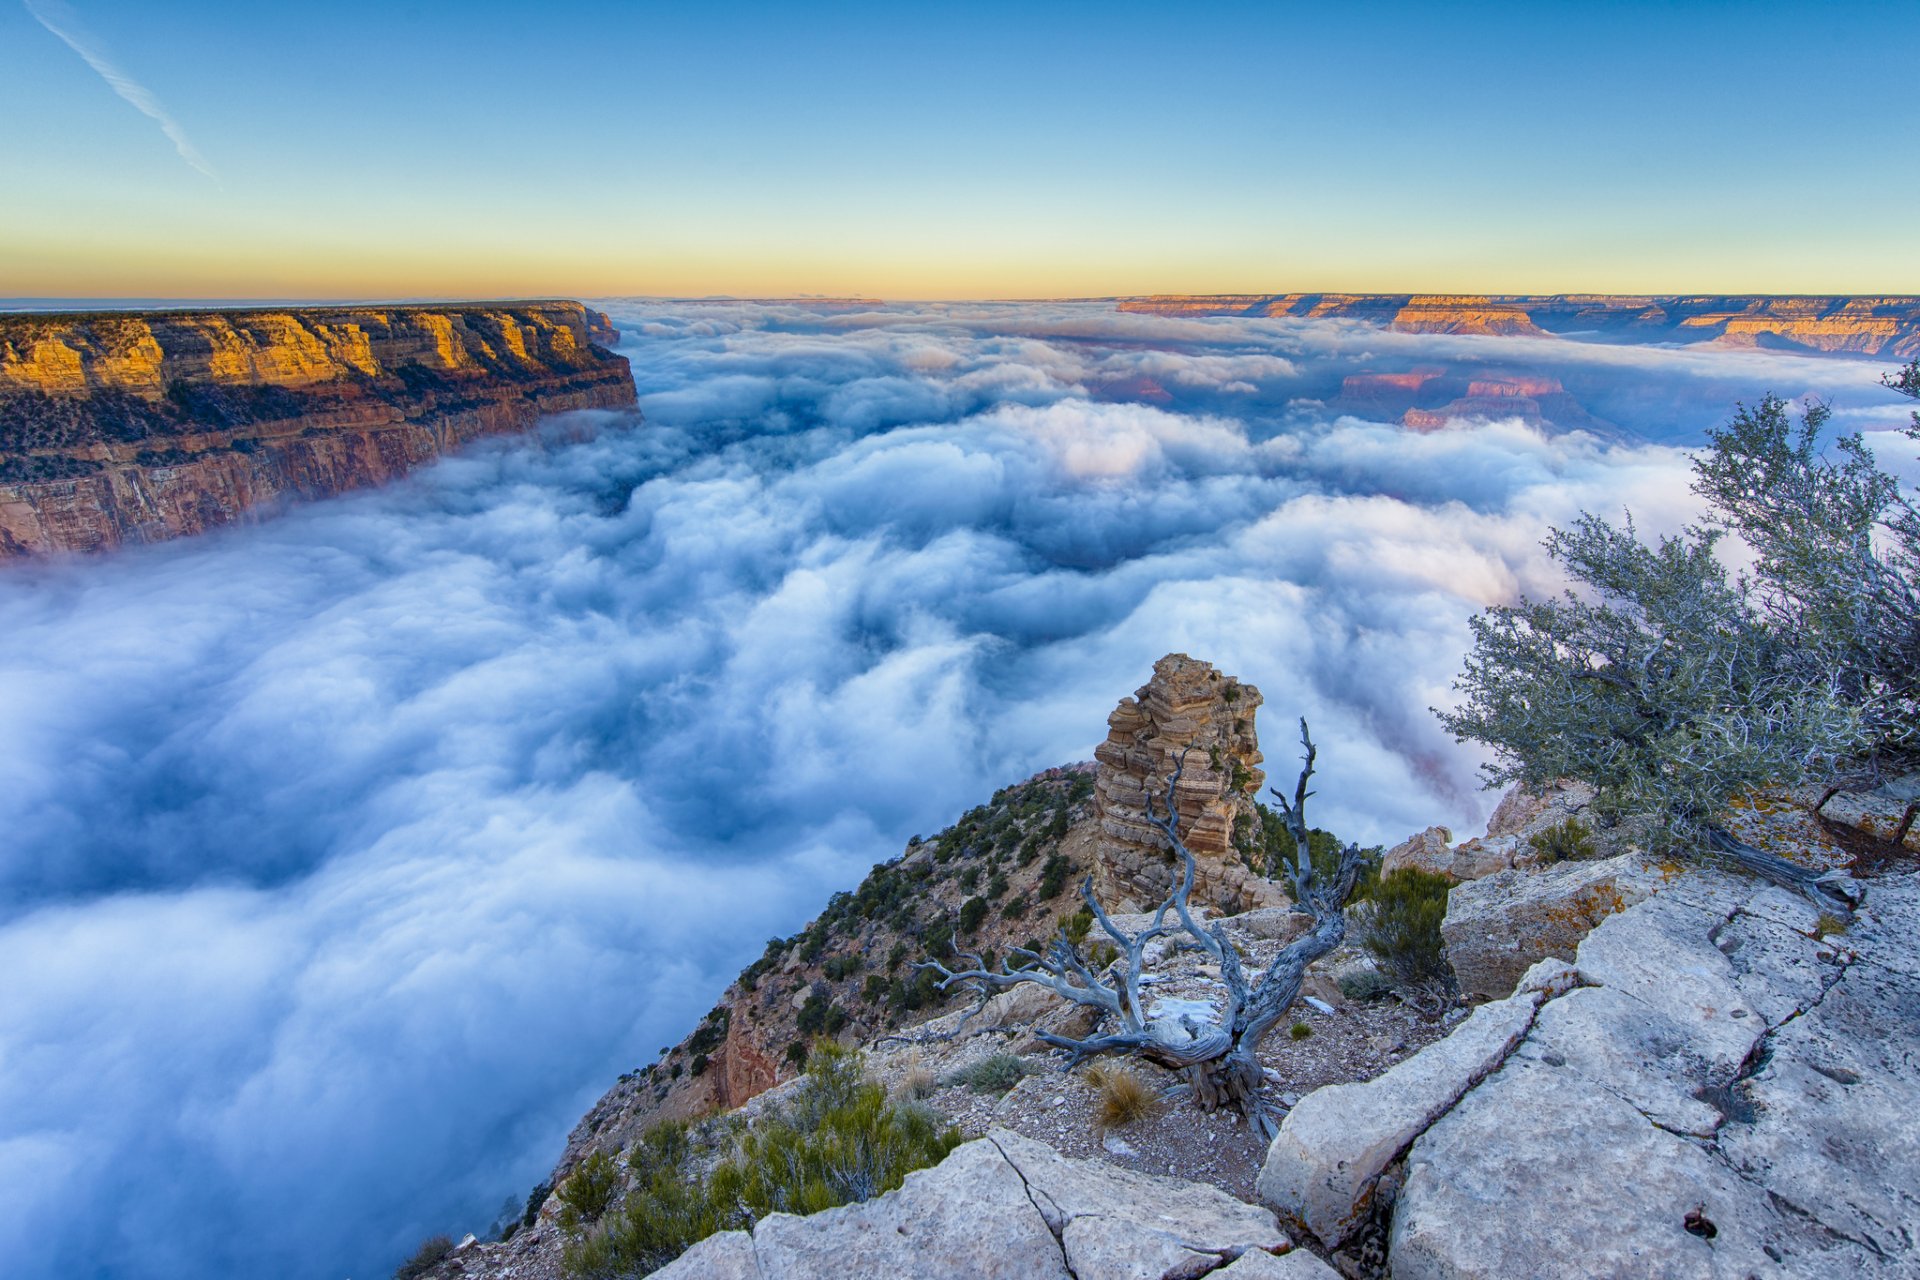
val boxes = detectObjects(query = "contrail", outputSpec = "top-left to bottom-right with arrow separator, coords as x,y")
24,0 -> 217,180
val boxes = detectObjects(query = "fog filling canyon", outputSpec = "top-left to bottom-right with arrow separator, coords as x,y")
2,301 -> 1913,1280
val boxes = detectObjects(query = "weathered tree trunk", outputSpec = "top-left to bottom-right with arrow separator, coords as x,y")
1704,824 -> 1860,912
925,720 -> 1364,1136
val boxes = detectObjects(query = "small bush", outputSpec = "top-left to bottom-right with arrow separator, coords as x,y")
1529,818 -> 1597,864
556,1149 -> 621,1230
1813,912 -> 1849,940
959,896 -> 989,932
1337,969 -> 1393,1002
1037,853 -> 1072,899
1085,1063 -> 1157,1129
1289,1021 -> 1313,1040
897,1059 -> 936,1100
1000,892 -> 1030,920
1363,868 -> 1454,988
796,992 -> 848,1037
521,1180 -> 551,1229
394,1234 -> 453,1280
1064,908 -> 1094,944
944,1052 -> 1030,1094
561,1044 -> 958,1278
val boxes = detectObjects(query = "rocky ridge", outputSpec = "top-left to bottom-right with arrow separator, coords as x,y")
0,301 -> 637,555
417,656 -> 1918,1280
1261,867 -> 1920,1278
1117,294 -> 1920,358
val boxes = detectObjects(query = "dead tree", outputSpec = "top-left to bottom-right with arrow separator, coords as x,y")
923,720 -> 1364,1137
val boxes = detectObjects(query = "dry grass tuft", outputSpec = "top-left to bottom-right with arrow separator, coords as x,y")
896,1051 -> 935,1101
1084,1062 -> 1158,1130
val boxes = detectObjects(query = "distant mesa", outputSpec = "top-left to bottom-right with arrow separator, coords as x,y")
0,301 -> 638,557
1120,293 -> 1920,358
1332,368 -> 1612,435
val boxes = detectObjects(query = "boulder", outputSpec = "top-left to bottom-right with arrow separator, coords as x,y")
991,1128 -> 1290,1276
1214,1249 -> 1343,1277
647,1128 -> 1295,1280
1439,853 -> 1657,1000
1381,826 -> 1454,878
1255,963 -> 1570,1246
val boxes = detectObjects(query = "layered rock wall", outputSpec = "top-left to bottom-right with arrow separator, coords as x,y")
1092,653 -> 1283,913
1120,293 -> 1920,358
0,301 -> 637,555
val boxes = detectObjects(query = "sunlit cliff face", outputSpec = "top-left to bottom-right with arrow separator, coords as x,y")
0,300 -> 1911,1280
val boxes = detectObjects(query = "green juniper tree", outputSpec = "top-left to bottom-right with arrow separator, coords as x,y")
1439,369 -> 1920,913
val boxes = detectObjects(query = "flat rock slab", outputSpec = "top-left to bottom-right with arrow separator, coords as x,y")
991,1128 -> 1289,1277
1254,978 -> 1551,1245
1387,868 -> 1920,1278
648,1128 -> 1294,1280
1390,1058 -> 1837,1279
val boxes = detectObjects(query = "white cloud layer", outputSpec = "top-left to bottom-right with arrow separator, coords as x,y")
0,301 -> 1909,1278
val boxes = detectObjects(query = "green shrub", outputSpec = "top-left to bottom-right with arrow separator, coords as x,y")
796,993 -> 847,1037
393,1234 -> 454,1280
556,1149 -> 620,1230
1362,868 -> 1454,987
943,1052 -> 1030,1094
958,896 -> 989,932
562,1045 -> 959,1278
1037,853 -> 1072,899
1337,969 -> 1393,1002
1529,818 -> 1597,864
1289,1021 -> 1312,1040
1064,908 -> 1094,944
520,1180 -> 551,1229
1000,892 -> 1030,920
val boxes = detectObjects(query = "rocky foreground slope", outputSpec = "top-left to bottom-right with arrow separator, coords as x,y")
423,656 -> 1918,1280
1119,294 -> 1920,358
0,301 -> 636,555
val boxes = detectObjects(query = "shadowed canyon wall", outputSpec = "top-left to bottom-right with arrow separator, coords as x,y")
1119,293 -> 1920,358
0,302 -> 637,555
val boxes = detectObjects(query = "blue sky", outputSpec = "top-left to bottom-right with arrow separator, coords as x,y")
3,3 -> 1918,305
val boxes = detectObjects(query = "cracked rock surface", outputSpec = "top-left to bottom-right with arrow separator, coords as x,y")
648,1127 -> 1303,1279
1262,866 -> 1920,1278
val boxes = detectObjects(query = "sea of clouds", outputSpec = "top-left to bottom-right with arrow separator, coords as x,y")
0,301 -> 1911,1279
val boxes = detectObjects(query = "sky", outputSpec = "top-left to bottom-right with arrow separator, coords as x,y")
0,300 -> 1913,1280
4,0 -> 1919,300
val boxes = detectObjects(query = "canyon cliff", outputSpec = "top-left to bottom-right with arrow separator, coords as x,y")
0,301 -> 637,556
1119,293 -> 1920,358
